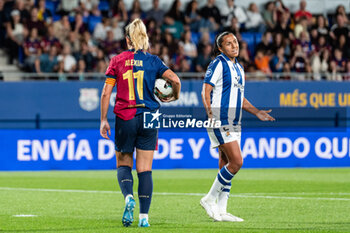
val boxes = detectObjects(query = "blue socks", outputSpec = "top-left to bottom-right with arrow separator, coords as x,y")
217,165 -> 234,186
137,171 -> 153,214
117,166 -> 134,198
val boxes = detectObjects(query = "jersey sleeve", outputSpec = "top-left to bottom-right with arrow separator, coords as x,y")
204,59 -> 222,87
105,57 -> 117,87
155,56 -> 169,77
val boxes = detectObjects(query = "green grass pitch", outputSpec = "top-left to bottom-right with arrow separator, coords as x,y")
0,168 -> 350,232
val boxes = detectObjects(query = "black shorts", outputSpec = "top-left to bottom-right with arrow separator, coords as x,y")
115,114 -> 158,153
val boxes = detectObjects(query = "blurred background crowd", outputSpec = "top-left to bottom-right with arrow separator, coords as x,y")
0,0 -> 349,80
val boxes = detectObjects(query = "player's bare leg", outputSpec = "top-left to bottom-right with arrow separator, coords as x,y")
217,145 -> 244,222
219,141 -> 243,175
135,149 -> 154,227
116,151 -> 136,227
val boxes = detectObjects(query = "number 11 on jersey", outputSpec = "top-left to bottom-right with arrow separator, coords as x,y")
123,70 -> 144,100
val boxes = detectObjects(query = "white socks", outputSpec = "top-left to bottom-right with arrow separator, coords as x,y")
139,213 -> 148,221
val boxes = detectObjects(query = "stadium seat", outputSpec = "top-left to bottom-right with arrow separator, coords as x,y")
98,1 -> 109,11
191,32 -> 200,45
52,14 -> 61,22
45,1 -> 55,15
241,32 -> 255,55
88,16 -> 102,33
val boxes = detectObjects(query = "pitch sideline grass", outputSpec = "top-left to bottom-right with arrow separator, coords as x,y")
0,168 -> 350,233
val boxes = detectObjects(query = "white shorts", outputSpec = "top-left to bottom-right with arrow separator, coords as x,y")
207,125 -> 241,148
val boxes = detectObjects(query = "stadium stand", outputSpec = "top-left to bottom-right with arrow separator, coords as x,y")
0,0 -> 349,81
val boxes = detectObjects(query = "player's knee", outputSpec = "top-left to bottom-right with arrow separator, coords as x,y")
227,160 -> 243,174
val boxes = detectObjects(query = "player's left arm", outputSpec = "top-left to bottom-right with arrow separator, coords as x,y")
161,69 -> 181,102
242,97 -> 275,121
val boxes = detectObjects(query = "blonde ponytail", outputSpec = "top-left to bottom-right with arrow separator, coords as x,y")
125,18 -> 149,51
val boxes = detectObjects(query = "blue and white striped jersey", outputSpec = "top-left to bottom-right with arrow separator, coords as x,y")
204,53 -> 245,126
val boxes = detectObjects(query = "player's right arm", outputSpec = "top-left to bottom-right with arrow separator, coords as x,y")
100,83 -> 113,139
202,58 -> 222,118
100,57 -> 117,139
202,83 -> 213,119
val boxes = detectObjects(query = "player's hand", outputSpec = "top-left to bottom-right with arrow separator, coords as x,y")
100,120 -> 111,139
159,95 -> 176,103
256,109 -> 275,121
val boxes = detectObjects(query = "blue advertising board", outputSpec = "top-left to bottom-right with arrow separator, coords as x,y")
1,128 -> 349,171
0,81 -> 349,128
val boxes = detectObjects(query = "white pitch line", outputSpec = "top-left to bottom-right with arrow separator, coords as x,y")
13,215 -> 37,217
1,187 -> 350,201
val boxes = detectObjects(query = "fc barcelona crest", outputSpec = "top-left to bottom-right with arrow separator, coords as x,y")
79,88 -> 99,111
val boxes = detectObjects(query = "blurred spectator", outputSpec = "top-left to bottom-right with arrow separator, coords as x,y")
179,30 -> 197,59
270,46 -> 285,73
294,16 -> 308,39
40,25 -> 61,53
224,16 -> 240,35
26,7 -> 46,36
197,31 -> 211,55
112,0 -> 128,23
128,0 -> 145,20
59,0 -> 79,15
297,31 -> 311,56
147,0 -> 165,26
222,0 -> 247,29
294,0 -> 312,24
160,46 -> 171,67
82,31 -> 98,53
67,31 -> 80,55
255,50 -> 271,75
53,15 -> 71,43
329,61 -> 343,81
199,0 -> 220,32
14,0 -> 30,24
94,48 -> 107,73
245,3 -> 265,33
271,32 -> 283,54
75,42 -> 94,72
290,44 -> 310,77
166,0 -> 185,23
101,29 -> 121,58
311,49 -> 329,80
0,0 -> 7,48
274,12 -> 293,40
71,13 -> 88,35
315,35 -> 331,53
111,18 -> 124,41
80,0 -> 99,13
23,28 -> 41,71
332,48 -> 346,72
6,9 -> 26,64
336,34 -> 350,59
238,41 -> 251,70
275,0 -> 290,24
161,15 -> 183,40
256,31 -> 273,55
315,15 -> 329,37
37,0 -> 52,23
335,5 -> 349,25
58,43 -> 77,73
173,44 -> 192,72
343,61 -> 350,80
161,31 -> 177,57
184,0 -> 201,32
330,14 -> 350,45
195,44 -> 212,72
263,1 -> 277,30
93,17 -> 110,42
147,18 -> 161,44
35,45 -> 59,73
